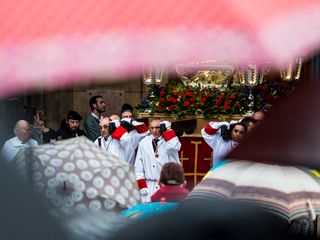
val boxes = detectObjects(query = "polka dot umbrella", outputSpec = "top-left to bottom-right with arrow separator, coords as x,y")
13,136 -> 141,212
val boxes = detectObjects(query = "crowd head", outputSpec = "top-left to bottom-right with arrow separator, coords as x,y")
66,111 -> 82,132
89,95 -> 106,113
14,120 -> 32,143
149,118 -> 161,139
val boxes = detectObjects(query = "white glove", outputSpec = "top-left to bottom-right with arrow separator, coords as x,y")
139,188 -> 148,196
110,120 -> 120,128
121,117 -> 132,124
216,121 -> 230,129
131,120 -> 143,126
160,121 -> 171,129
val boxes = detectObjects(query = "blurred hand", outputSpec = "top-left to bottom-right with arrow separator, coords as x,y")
217,121 -> 230,129
121,117 -> 132,124
160,121 -> 171,129
139,188 -> 148,196
131,120 -> 143,126
110,120 -> 120,128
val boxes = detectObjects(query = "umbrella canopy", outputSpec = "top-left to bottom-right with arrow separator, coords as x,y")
187,160 -> 320,222
227,82 -> 320,169
119,202 -> 178,220
1,0 -> 320,96
0,158 -> 70,240
12,136 -> 141,211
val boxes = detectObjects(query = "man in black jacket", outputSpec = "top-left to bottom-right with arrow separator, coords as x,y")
56,111 -> 84,140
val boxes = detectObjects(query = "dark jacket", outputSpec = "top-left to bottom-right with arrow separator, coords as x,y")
84,115 -> 100,141
56,126 -> 84,140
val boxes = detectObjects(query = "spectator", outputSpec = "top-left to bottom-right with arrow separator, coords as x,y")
56,111 -> 84,140
151,162 -> 189,202
1,120 -> 38,163
84,95 -> 106,141
38,119 -> 56,143
253,111 -> 266,124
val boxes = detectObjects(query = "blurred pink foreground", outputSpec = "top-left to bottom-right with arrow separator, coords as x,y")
1,0 -> 320,96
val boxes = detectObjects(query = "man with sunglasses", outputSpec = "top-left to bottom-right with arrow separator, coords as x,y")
94,117 -> 132,162
135,118 -> 181,203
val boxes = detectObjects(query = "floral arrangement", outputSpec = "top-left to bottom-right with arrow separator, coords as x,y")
136,81 -> 296,119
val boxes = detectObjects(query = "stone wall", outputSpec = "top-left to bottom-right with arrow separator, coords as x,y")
26,76 -> 149,131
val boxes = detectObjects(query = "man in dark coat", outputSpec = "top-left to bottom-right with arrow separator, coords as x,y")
57,111 -> 84,140
84,95 -> 106,141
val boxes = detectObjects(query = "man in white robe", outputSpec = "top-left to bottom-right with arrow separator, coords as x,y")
135,118 -> 181,203
120,109 -> 149,165
94,117 -> 132,163
201,121 -> 247,166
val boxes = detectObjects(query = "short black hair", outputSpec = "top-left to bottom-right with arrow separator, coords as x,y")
121,103 -> 134,114
66,111 -> 82,121
241,117 -> 257,126
89,95 -> 103,110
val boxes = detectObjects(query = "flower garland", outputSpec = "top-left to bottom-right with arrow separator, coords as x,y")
136,81 -> 296,119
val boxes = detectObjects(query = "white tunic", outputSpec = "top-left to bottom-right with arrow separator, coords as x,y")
125,130 -> 148,166
135,134 -> 181,202
201,122 -> 238,165
94,132 -> 131,163
1,136 -> 38,163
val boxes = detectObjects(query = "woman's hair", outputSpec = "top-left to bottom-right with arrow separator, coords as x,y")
241,117 -> 257,126
160,162 -> 185,186
222,122 -> 247,141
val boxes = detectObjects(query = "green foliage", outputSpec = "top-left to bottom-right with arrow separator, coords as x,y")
136,81 -> 296,119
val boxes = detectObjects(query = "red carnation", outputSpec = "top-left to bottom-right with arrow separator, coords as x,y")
230,95 -> 236,99
236,102 -> 241,108
200,97 -> 207,103
160,90 -> 166,96
225,99 -> 231,105
168,86 -> 174,91
194,103 -> 199,109
173,91 -> 179,96
207,93 -> 212,97
172,98 -> 178,103
215,98 -> 222,105
220,93 -> 225,99
160,98 -> 166,103
182,89 -> 187,94
183,101 -> 190,107
224,105 -> 230,110
187,92 -> 194,97
188,88 -> 193,91
157,105 -> 163,111
180,93 -> 185,98
168,105 -> 174,111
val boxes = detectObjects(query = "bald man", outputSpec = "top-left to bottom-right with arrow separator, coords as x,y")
1,120 -> 38,163
253,111 -> 266,123
94,117 -> 132,163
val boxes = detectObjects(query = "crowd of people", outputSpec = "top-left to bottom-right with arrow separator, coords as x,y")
0,95 -> 267,204
3,99 -> 316,238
